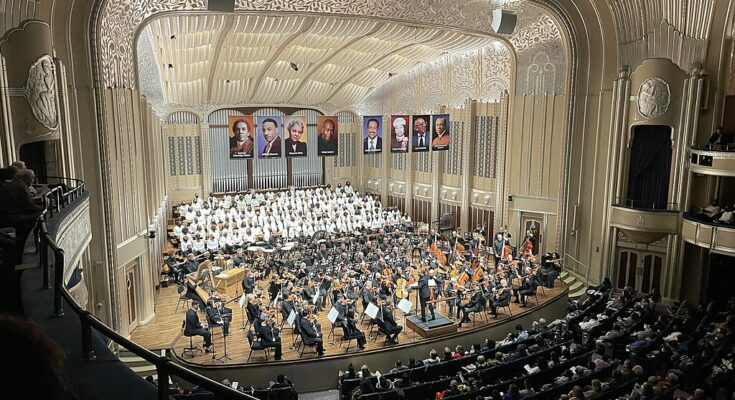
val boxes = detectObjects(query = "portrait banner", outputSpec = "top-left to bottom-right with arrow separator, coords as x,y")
431,114 -> 450,151
390,115 -> 409,153
257,116 -> 283,159
362,115 -> 383,154
228,115 -> 255,159
317,116 -> 338,156
283,115 -> 308,158
411,114 -> 431,153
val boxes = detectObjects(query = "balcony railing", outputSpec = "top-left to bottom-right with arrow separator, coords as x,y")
691,144 -> 735,152
32,178 -> 255,400
612,198 -> 678,212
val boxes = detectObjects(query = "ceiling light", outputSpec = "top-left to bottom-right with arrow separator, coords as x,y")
225,79 -> 231,83
170,34 -> 176,40
388,72 -> 395,78
167,63 -> 174,69
289,62 -> 299,72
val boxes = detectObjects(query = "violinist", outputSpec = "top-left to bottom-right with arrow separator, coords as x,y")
255,314 -> 282,360
489,279 -> 511,318
375,297 -> 402,344
417,269 -> 436,322
302,279 -> 322,312
361,281 -> 377,311
334,295 -> 366,350
514,267 -> 539,307
242,269 -> 255,295
280,293 -> 296,323
457,284 -> 486,328
246,294 -> 261,325
298,310 -> 325,356
205,299 -> 231,336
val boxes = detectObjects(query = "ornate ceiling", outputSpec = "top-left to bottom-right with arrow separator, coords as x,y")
137,14 -> 495,113
111,0 -> 567,116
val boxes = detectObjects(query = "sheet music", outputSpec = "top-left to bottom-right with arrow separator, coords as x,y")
238,294 -> 247,308
287,310 -> 296,326
428,279 -> 437,287
397,298 -> 412,313
232,382 -> 239,389
364,302 -> 379,319
312,290 -> 320,305
327,307 -> 339,324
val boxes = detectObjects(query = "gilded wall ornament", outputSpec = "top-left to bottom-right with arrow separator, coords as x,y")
25,55 -> 58,130
637,77 -> 670,120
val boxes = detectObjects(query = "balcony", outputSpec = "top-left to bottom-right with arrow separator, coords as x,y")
610,200 -> 679,243
690,145 -> 735,177
682,213 -> 735,255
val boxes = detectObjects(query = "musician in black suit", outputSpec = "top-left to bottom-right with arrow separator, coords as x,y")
241,270 -> 255,294
334,296 -> 366,349
490,279 -> 511,318
361,281 -> 376,311
255,316 -> 282,360
183,253 -> 199,274
246,295 -> 261,325
515,270 -> 539,307
185,302 -> 213,351
205,299 -> 230,336
376,299 -> 402,344
457,285 -> 486,327
417,271 -> 436,322
280,294 -> 296,322
231,248 -> 246,267
298,310 -> 325,356
302,280 -> 323,312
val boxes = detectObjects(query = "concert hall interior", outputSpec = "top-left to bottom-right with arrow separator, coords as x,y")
2,0 -> 735,399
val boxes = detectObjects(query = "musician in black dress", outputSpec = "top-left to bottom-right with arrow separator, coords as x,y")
255,315 -> 282,360
241,270 -> 255,294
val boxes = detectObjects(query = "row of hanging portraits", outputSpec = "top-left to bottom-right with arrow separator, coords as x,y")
228,114 -> 451,159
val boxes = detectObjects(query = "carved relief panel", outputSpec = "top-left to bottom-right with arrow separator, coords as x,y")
0,21 -> 60,148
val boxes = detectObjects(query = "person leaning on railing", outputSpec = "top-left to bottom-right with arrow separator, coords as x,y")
0,165 -> 44,264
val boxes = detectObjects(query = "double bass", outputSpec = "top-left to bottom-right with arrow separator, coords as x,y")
431,242 -> 447,266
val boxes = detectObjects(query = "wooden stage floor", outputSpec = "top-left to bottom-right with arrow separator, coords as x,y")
131,281 -> 566,366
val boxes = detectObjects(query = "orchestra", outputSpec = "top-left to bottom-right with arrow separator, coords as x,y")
168,189 -> 562,360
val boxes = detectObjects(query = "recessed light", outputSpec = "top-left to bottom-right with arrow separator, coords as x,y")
170,34 -> 176,40
167,63 -> 174,69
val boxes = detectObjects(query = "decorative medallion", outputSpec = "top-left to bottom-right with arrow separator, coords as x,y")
637,77 -> 670,120
25,55 -> 58,130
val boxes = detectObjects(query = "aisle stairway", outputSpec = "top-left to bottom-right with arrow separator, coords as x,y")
118,349 -> 165,381
562,270 -> 587,300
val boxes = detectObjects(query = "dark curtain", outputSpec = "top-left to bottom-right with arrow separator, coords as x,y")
19,141 -> 47,181
626,125 -> 672,210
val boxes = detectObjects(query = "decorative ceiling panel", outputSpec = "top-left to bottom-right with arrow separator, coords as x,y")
137,13 -> 509,113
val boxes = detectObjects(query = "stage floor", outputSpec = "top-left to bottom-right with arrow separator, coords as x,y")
131,281 -> 567,365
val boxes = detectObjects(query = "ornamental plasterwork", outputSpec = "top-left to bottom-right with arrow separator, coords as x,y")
26,55 -> 59,130
99,0 -> 566,91
637,77 -> 670,120
510,14 -> 565,95
450,51 -> 479,106
481,44 -> 512,100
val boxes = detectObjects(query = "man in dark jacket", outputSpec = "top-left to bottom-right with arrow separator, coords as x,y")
185,302 -> 212,351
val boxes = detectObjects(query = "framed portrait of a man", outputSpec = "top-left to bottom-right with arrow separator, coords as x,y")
411,115 -> 431,153
257,116 -> 283,158
363,116 -> 382,154
284,115 -> 308,158
228,115 -> 255,159
431,114 -> 450,151
317,116 -> 338,156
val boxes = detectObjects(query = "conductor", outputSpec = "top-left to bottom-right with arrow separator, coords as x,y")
417,270 -> 436,322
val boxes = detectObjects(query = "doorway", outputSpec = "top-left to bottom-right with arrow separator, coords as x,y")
616,249 -> 663,294
125,264 -> 139,331
626,125 -> 672,209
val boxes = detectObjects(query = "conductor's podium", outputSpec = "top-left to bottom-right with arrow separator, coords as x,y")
215,267 -> 245,298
